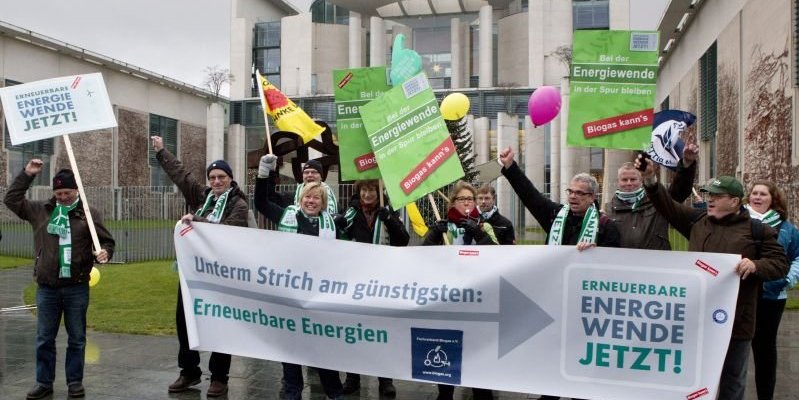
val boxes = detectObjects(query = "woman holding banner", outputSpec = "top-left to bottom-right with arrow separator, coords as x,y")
745,181 -> 799,400
339,179 -> 409,397
422,180 -> 496,400
255,154 -> 345,400
152,136 -> 249,398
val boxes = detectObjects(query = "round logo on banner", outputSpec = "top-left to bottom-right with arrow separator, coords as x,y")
712,309 -> 728,324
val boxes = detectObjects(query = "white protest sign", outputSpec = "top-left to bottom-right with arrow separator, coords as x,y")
0,73 -> 117,145
174,223 -> 740,400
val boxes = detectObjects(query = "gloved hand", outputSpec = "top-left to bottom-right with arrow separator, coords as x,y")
460,218 -> 486,241
377,205 -> 395,222
763,278 -> 789,294
258,154 -> 278,178
430,220 -> 449,234
333,214 -> 348,231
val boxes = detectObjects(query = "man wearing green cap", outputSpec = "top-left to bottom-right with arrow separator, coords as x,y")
638,159 -> 787,400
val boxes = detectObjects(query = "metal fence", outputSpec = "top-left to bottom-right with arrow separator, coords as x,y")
0,183 -> 686,262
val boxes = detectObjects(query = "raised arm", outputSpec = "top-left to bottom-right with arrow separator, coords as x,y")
152,136 -> 206,208
499,146 -> 561,232
4,159 -> 44,221
254,154 -> 287,224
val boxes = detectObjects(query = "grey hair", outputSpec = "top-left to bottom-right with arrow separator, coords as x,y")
571,173 -> 598,194
617,162 -> 641,177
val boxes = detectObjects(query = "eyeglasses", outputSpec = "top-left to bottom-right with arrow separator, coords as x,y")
454,196 -> 475,202
566,189 -> 593,197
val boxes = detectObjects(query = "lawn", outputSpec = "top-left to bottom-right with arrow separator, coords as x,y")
23,260 -> 179,335
0,256 -> 32,270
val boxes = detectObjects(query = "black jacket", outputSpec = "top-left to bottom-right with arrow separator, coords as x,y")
501,161 -> 620,247
254,176 -> 342,238
341,198 -> 409,246
483,211 -> 515,245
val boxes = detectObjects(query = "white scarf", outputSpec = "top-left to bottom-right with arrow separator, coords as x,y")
196,188 -> 232,224
548,204 -> 599,245
278,205 -> 336,239
614,187 -> 646,210
745,204 -> 782,228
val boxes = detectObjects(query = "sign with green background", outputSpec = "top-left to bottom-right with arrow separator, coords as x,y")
360,73 -> 464,207
334,67 -> 391,180
567,30 -> 659,150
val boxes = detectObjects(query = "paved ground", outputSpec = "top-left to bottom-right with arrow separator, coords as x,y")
1,266 -> 798,399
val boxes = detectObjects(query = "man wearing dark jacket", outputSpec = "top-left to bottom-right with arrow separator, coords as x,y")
607,144 -> 697,250
639,158 -> 788,400
499,146 -> 620,250
476,185 -> 515,245
152,136 -> 249,397
5,160 -> 115,400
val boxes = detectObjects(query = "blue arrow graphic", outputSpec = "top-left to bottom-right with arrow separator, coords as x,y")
185,276 -> 553,359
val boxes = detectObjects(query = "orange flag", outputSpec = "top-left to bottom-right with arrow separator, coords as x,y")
256,70 -> 324,143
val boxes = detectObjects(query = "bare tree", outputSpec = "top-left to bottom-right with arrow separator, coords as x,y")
202,65 -> 234,98
551,45 -> 572,71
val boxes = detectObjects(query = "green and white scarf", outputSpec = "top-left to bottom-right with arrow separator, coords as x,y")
47,197 -> 80,278
196,188 -> 232,224
294,182 -> 338,213
343,207 -> 384,244
278,205 -> 337,239
548,204 -> 599,245
615,187 -> 646,210
745,204 -> 782,228
480,206 -> 498,221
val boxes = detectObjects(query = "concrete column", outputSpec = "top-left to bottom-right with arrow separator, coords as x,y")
229,17 -> 252,100
495,113 -> 518,219
478,5 -> 493,88
559,77 -> 572,198
524,117 -> 545,222
206,102 -> 225,163
451,17 -> 463,89
369,16 -> 385,67
227,124 -> 247,192
462,22 -> 471,86
609,0 -> 631,30
465,115 -> 476,160
348,12 -> 362,68
529,0 -> 544,88
550,120 -> 561,204
474,117 -> 490,165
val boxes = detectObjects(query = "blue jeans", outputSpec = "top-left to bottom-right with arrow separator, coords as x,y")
35,283 -> 90,387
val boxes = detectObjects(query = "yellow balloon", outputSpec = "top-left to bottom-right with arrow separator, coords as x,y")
89,267 -> 101,288
440,93 -> 470,121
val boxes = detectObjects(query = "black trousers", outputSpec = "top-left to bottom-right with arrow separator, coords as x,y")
176,286 -> 231,383
752,298 -> 786,400
437,384 -> 493,400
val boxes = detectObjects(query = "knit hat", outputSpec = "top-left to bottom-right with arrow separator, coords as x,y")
52,169 -> 78,190
700,176 -> 744,198
303,159 -> 323,174
207,160 -> 233,179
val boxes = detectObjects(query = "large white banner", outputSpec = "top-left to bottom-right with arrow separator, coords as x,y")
0,73 -> 116,145
174,223 -> 740,400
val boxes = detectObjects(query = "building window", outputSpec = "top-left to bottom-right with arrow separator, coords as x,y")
149,114 -> 178,187
310,0 -> 349,25
699,42 -> 718,176
573,0 -> 610,30
253,21 -> 282,96
4,79 -> 54,186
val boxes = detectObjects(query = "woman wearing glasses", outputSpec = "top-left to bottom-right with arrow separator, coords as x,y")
744,181 -> 799,400
422,180 -> 496,400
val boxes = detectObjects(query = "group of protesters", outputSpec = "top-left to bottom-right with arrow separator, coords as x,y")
7,133 -> 796,400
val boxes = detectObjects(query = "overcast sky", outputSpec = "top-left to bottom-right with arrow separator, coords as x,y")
1,0 -> 668,96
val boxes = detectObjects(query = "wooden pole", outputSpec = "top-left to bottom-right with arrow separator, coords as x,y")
62,135 -> 103,259
427,193 -> 449,245
255,70 -> 274,155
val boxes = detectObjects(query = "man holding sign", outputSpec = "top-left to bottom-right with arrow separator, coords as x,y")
5,160 -> 115,400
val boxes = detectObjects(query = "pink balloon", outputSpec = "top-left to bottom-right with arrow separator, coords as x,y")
528,86 -> 562,127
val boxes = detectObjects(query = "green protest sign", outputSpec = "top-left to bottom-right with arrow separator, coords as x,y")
360,72 -> 464,207
334,67 -> 392,180
567,30 -> 659,150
